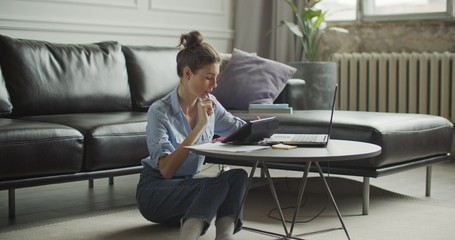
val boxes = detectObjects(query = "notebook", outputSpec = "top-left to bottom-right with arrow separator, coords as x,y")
221,116 -> 279,145
265,85 -> 338,147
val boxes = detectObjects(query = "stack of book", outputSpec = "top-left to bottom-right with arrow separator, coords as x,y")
248,103 -> 293,114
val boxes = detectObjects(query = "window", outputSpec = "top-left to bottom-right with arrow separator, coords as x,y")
364,0 -> 447,15
363,0 -> 452,21
319,0 -> 454,22
318,0 -> 357,21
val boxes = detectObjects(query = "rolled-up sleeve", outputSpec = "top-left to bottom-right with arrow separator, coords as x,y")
146,105 -> 175,168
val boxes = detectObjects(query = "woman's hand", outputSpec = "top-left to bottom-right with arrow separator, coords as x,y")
196,97 -> 215,127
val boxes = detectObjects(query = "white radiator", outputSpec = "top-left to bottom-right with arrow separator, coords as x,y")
332,52 -> 455,123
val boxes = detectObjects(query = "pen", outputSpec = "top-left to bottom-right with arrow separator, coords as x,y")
200,93 -> 215,116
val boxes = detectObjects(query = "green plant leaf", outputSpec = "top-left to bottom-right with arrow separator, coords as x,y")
312,11 -> 326,29
278,0 -> 348,62
328,27 -> 349,33
282,20 -> 303,38
307,0 -> 322,8
284,0 -> 298,14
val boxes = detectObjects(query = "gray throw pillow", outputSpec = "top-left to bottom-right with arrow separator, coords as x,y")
213,48 -> 296,110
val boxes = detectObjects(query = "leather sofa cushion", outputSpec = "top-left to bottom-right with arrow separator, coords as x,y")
23,112 -> 149,171
231,110 -> 453,168
0,35 -> 131,116
122,45 -> 180,111
0,118 -> 83,180
0,67 -> 12,115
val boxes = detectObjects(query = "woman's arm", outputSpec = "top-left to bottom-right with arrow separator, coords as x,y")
158,99 -> 214,179
157,123 -> 204,179
212,96 -> 246,136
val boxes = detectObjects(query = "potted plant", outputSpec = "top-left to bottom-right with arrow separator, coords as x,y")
281,0 -> 347,110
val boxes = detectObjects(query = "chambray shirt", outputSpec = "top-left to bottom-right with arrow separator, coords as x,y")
142,87 -> 245,177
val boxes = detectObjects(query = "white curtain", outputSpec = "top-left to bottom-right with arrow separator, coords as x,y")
233,0 -> 304,63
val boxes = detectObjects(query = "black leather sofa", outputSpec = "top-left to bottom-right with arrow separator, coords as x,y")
0,34 -> 453,217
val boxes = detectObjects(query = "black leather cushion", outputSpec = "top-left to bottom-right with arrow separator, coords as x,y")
0,35 -> 131,116
122,45 -> 180,111
22,112 -> 149,171
231,110 -> 453,168
0,67 -> 12,115
0,118 -> 83,180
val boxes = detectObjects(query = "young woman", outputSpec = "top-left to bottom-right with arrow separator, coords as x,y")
136,31 -> 248,240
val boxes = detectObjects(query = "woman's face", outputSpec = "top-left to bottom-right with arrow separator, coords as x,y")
186,63 -> 219,99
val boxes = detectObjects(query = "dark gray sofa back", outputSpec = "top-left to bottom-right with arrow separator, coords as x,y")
0,67 -> 12,115
122,45 -> 180,111
0,35 -> 131,116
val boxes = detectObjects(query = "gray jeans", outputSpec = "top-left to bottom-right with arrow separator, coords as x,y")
136,165 -> 248,235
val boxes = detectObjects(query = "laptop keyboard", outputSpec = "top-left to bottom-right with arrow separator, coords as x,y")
291,134 -> 327,142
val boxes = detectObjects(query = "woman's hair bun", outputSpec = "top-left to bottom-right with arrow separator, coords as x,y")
176,30 -> 220,78
178,31 -> 203,49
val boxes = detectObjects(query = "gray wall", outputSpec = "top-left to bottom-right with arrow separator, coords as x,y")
0,0 -> 235,52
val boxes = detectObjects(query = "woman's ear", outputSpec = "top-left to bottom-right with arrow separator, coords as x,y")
183,67 -> 192,81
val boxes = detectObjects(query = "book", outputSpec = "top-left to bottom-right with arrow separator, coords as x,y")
248,103 -> 289,109
248,107 -> 293,114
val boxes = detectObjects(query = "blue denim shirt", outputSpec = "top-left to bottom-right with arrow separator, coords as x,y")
142,87 -> 245,177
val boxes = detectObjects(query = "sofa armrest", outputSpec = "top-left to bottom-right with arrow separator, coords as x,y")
274,79 -> 306,110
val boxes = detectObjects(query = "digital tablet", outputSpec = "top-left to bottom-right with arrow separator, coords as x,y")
221,116 -> 279,145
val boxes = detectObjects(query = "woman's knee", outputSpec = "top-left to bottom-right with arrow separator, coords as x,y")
230,168 -> 248,182
220,169 -> 248,189
222,168 -> 247,178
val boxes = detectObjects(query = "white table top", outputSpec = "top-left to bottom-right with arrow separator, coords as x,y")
190,139 -> 381,163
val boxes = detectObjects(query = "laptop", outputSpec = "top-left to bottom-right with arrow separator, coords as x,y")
265,85 -> 338,147
221,116 -> 279,145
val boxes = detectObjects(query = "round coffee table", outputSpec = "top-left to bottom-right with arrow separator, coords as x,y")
189,139 -> 381,240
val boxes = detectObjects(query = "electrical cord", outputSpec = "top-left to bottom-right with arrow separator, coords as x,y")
212,161 -> 334,224
267,161 -> 332,224
267,187 -> 329,224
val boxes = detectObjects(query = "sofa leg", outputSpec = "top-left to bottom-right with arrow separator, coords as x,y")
88,179 -> 94,188
362,177 -> 370,215
426,166 -> 432,197
8,189 -> 15,218
109,177 -> 114,185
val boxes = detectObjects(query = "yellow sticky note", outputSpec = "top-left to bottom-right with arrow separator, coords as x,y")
272,143 -> 297,150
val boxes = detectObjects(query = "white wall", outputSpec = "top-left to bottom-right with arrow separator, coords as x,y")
0,0 -> 234,52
